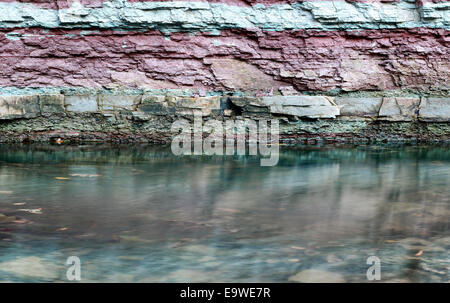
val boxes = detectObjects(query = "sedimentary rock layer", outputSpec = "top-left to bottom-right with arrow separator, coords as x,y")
3,93 -> 449,121
0,93 -> 448,144
1,27 -> 448,92
6,1 -> 450,10
0,1 -> 449,30
0,1 -> 448,142
2,0 -> 449,9
1,0 -> 449,93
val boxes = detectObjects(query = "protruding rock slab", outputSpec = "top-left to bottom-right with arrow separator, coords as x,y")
334,97 -> 382,119
378,97 -> 420,121
229,97 -> 257,108
270,105 -> 339,119
260,96 -> 333,107
288,269 -> 346,283
135,96 -> 220,118
99,95 -> 142,111
171,96 -> 220,110
419,98 -> 450,122
65,95 -> 98,113
0,95 -> 40,120
230,96 -> 339,118
231,96 -> 332,107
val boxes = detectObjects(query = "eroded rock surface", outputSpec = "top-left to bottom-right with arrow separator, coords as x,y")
0,93 -> 448,143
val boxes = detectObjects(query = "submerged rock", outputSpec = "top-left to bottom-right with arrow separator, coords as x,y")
288,269 -> 346,283
326,254 -> 342,263
0,256 -> 59,280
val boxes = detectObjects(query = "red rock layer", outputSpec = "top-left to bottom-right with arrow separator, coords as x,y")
1,28 -> 448,92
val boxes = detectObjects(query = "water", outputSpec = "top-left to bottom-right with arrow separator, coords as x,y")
0,144 -> 449,283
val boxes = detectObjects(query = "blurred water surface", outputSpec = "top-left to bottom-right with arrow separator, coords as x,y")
0,144 -> 449,282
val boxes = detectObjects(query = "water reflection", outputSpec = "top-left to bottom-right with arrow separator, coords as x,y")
0,144 -> 449,282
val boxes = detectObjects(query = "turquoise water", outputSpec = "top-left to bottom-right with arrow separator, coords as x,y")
0,144 -> 449,282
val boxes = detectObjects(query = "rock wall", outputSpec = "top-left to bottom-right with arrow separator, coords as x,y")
0,0 -> 449,142
0,93 -> 449,143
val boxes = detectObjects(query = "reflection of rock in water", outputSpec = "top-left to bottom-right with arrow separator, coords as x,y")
111,219 -> 216,246
0,213 -> 16,223
379,204 -> 450,238
398,238 -> 444,253
433,236 -> 450,248
403,257 -> 424,283
0,145 -> 449,282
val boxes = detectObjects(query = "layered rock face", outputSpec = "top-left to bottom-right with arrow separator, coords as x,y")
0,0 -> 449,142
0,93 -> 449,143
1,27 -> 449,92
